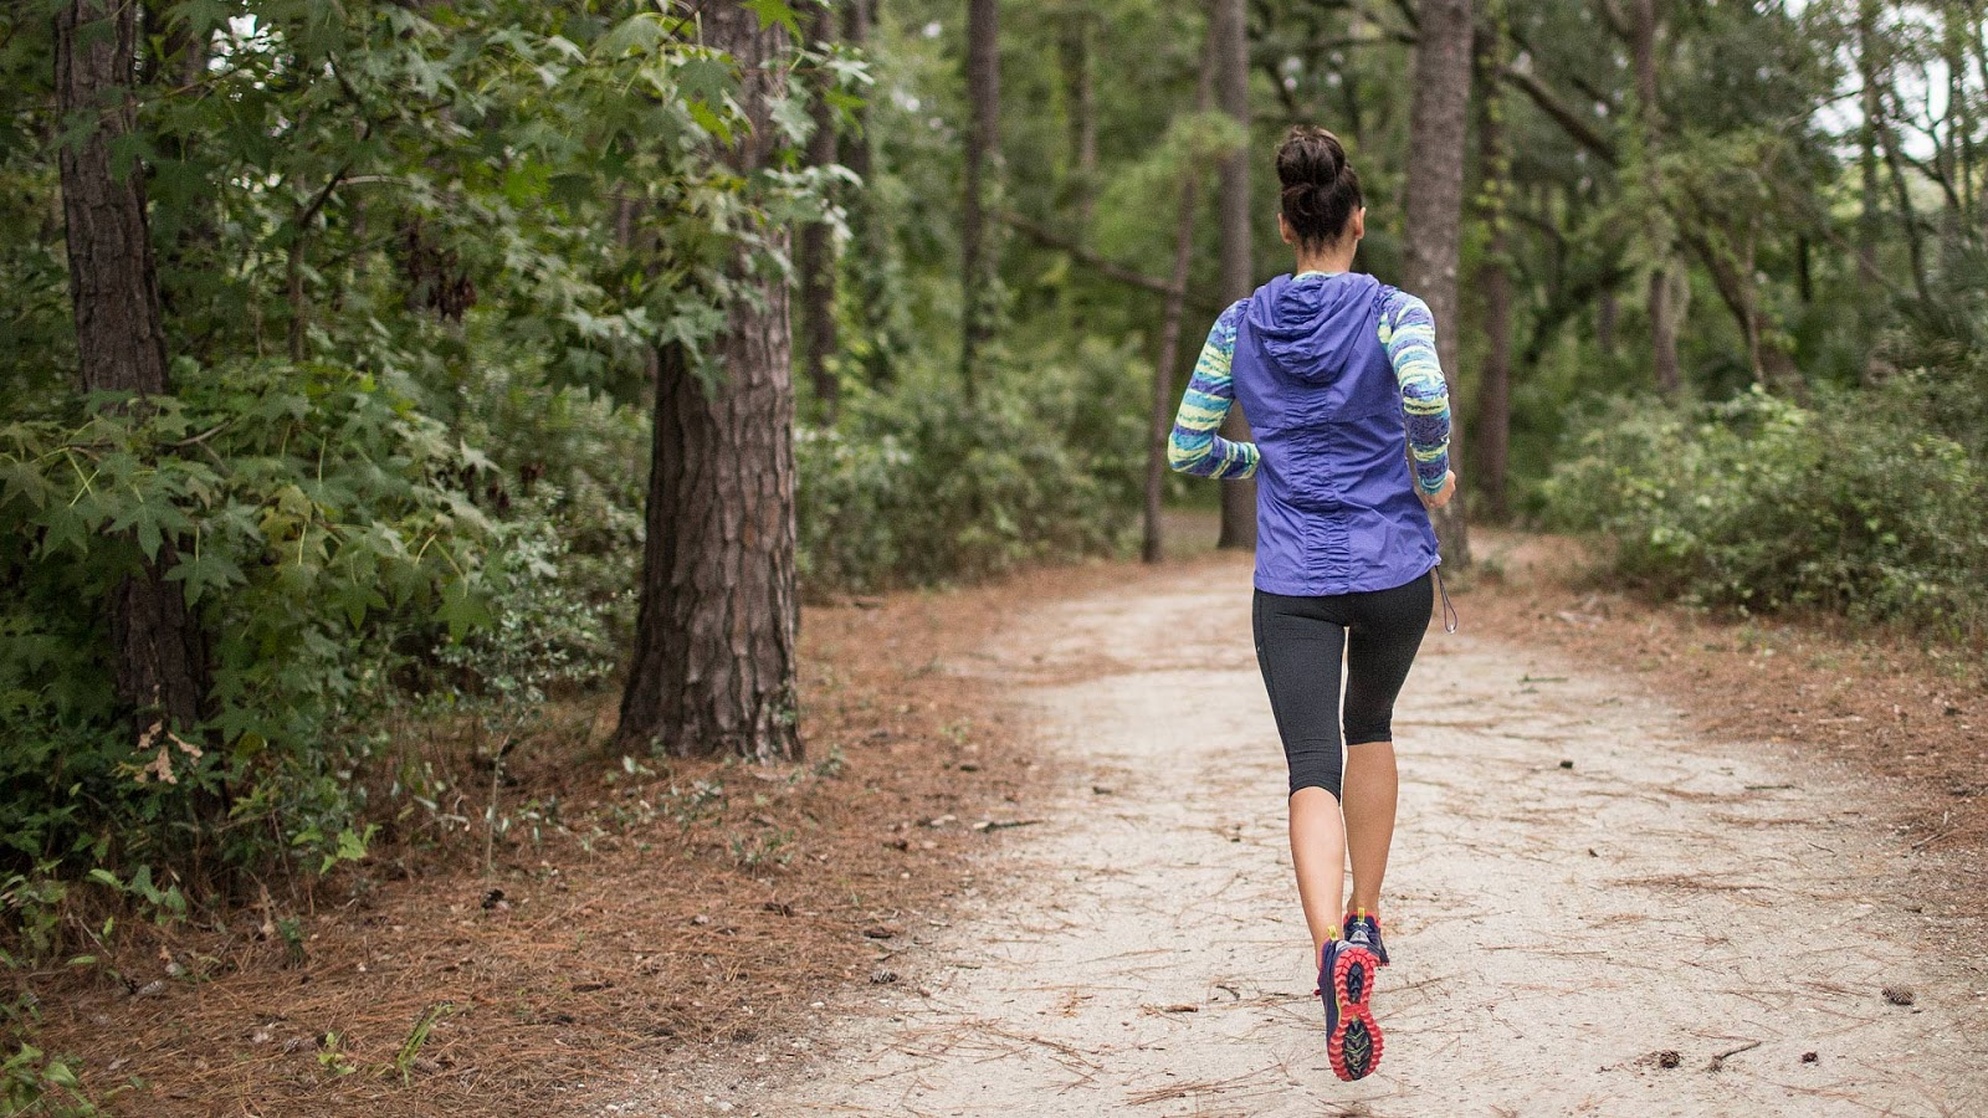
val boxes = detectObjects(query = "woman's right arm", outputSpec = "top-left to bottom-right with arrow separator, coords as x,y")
1167,300 -> 1259,479
1378,290 -> 1452,501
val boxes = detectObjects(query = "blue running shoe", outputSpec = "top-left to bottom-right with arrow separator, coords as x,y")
1318,938 -> 1384,1081
1342,909 -> 1390,967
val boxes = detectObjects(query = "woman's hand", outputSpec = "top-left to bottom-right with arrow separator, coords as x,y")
1420,470 -> 1456,510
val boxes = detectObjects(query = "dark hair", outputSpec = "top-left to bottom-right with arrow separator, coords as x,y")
1276,126 -> 1363,249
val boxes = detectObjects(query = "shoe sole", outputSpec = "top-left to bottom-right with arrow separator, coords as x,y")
1327,943 -> 1384,1082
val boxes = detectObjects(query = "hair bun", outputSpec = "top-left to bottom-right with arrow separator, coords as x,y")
1275,125 -> 1362,248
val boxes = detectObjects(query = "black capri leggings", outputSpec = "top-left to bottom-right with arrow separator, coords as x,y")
1251,572 -> 1433,800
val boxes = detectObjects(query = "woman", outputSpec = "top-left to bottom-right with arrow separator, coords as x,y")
1167,125 -> 1455,1083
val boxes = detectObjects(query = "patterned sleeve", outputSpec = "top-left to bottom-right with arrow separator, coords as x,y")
1166,300 -> 1260,480
1377,290 -> 1452,496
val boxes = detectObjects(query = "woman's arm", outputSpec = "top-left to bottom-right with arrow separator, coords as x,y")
1377,290 -> 1452,498
1167,301 -> 1260,479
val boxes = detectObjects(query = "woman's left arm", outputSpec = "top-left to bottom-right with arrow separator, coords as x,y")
1378,290 -> 1452,498
1167,300 -> 1260,479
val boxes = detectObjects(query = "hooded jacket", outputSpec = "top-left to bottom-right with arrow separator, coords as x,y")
1168,271 -> 1451,597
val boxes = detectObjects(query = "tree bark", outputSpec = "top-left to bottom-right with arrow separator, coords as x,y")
55,0 -> 208,733
1472,8 -> 1512,523
960,0 -> 1000,397
1857,0 -> 1882,304
842,0 -> 895,387
798,0 -> 840,419
1144,46 -> 1216,565
1633,0 -> 1681,398
612,3 -> 799,762
1213,0 -> 1257,551
1400,0 -> 1472,568
1062,9 -> 1098,233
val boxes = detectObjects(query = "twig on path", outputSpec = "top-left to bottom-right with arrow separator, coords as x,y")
1708,1039 -> 1762,1071
1910,827 -> 1959,851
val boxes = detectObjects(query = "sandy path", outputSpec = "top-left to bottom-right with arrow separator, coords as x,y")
661,558 -> 1988,1117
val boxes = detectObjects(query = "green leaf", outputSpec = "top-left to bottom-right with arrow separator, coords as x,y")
741,0 -> 801,37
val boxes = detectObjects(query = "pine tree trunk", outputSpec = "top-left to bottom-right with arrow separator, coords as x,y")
798,0 -> 841,419
1143,49 -> 1215,564
1213,0 -> 1257,551
1400,0 -> 1473,568
1634,0 -> 1681,397
960,0 -> 1000,397
842,0 -> 894,387
1062,11 -> 1098,233
55,0 -> 207,732
1473,10 -> 1512,524
612,3 -> 799,762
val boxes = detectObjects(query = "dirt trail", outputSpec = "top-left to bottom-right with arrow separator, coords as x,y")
654,557 -> 1988,1117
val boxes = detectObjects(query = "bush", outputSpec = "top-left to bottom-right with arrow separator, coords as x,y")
1541,382 -> 1988,638
797,338 -> 1146,593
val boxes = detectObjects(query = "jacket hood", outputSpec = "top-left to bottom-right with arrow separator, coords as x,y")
1243,271 -> 1382,382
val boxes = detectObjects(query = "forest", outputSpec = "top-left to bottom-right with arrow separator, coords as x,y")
1,0 -> 1985,1105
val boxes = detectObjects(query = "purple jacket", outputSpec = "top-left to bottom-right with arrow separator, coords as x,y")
1231,273 -> 1445,596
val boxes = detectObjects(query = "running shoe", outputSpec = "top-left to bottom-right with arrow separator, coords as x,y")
1342,909 -> 1390,967
1318,937 -> 1384,1081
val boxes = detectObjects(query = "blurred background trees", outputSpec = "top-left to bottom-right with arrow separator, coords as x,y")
1,0 -> 1983,905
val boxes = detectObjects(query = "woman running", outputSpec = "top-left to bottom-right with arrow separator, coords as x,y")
1167,125 -> 1455,1082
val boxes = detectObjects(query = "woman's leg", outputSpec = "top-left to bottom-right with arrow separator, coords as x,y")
1340,574 -> 1433,918
1288,787 -> 1348,958
1340,743 -> 1398,915
1252,591 -> 1352,959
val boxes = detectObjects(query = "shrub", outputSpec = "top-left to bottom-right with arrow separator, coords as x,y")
1542,382 -> 1988,638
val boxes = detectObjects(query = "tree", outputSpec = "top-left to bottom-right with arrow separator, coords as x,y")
961,0 -> 1001,396
1472,1 -> 1514,522
1633,0 -> 1681,397
798,0 -> 841,419
1401,0 -> 1473,568
612,3 -> 800,762
1213,0 -> 1256,550
54,0 -> 207,733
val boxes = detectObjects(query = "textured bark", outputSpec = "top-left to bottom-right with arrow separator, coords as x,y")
612,3 -> 799,761
798,0 -> 841,418
960,0 -> 1001,395
1213,0 -> 1257,551
55,0 -> 207,732
1144,49 -> 1215,565
1062,11 -> 1098,232
1400,0 -> 1472,568
1633,0 -> 1680,397
1473,13 -> 1512,524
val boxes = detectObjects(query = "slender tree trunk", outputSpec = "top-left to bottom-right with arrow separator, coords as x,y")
55,0 -> 208,733
1634,0 -> 1680,397
612,4 -> 799,761
843,0 -> 894,387
960,0 -> 1000,398
1400,0 -> 1473,568
1857,0 -> 1883,315
1144,50 -> 1216,564
798,0 -> 840,419
1213,0 -> 1257,551
1473,7 -> 1513,523
1062,10 -> 1098,233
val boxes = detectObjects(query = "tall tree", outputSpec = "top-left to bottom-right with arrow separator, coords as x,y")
612,3 -> 799,761
1144,41 -> 1217,564
1060,7 -> 1099,233
1213,0 -> 1257,550
960,0 -> 1001,396
55,0 -> 207,732
1473,2 -> 1514,523
1633,0 -> 1681,396
798,0 -> 841,419
1401,0 -> 1473,568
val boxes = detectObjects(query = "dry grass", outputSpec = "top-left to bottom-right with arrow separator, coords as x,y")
4,563 -> 1138,1117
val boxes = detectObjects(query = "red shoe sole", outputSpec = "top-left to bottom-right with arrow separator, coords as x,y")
1327,943 -> 1384,1081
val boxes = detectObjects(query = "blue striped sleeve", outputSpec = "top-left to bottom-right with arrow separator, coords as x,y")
1167,300 -> 1259,480
1377,290 -> 1452,496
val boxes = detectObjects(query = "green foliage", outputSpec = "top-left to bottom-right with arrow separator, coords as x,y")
1542,384 -> 1988,638
797,335 -> 1146,593
1,1042 -> 100,1117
